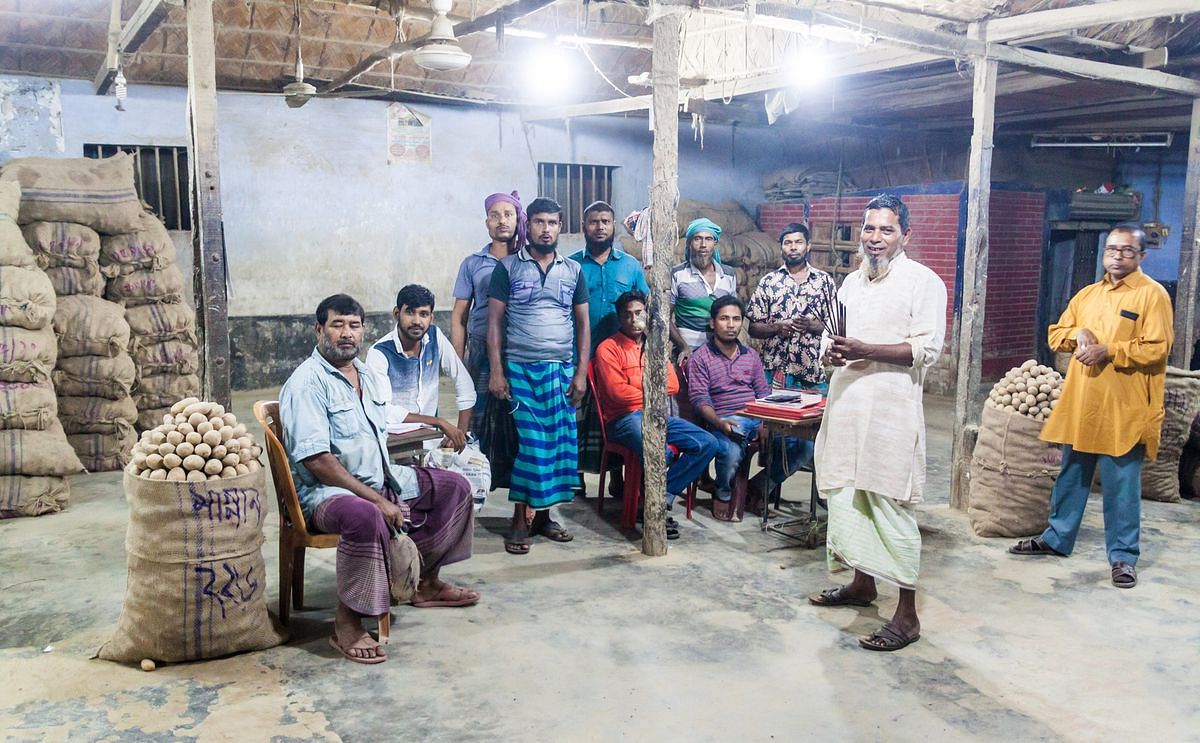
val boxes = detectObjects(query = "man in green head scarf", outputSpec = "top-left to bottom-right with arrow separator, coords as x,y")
670,217 -> 737,366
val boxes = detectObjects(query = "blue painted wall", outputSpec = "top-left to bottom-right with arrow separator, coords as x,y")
1,75 -> 790,317
1116,141 -> 1188,280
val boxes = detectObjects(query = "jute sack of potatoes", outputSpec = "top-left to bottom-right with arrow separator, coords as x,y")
132,339 -> 199,376
0,419 -> 85,476
124,303 -> 196,345
0,266 -> 56,330
0,182 -> 36,269
100,212 -> 177,276
134,373 -> 200,410
1141,367 -> 1200,503
968,405 -> 1060,537
0,475 -> 69,518
53,295 -> 130,358
57,395 -> 137,435
68,428 -> 137,472
97,465 -> 287,664
52,352 -> 136,400
0,154 -> 143,234
105,266 -> 185,307
21,221 -> 101,270
0,325 -> 56,383
43,265 -> 106,297
0,380 -> 57,430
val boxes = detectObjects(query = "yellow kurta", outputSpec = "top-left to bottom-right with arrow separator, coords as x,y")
1040,268 -> 1173,460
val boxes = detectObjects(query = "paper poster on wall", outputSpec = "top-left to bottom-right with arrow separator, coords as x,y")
0,78 -> 64,162
386,103 -> 431,165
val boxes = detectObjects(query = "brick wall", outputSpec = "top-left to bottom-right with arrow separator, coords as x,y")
760,187 -> 1047,390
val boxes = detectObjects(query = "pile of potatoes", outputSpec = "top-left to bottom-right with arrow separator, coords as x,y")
984,360 -> 1063,421
128,397 -> 263,481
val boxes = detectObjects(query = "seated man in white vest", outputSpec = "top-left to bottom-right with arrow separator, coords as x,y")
367,284 -> 475,452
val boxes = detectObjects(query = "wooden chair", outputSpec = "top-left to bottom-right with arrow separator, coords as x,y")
587,363 -> 693,530
253,400 -> 390,643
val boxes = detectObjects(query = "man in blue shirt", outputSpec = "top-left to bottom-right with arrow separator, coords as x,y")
280,294 -> 479,665
450,191 -> 525,432
488,197 -> 590,555
569,200 -> 650,494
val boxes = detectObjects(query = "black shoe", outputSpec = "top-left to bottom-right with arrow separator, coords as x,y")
636,513 -> 680,539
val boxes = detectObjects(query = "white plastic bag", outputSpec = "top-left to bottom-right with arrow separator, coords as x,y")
422,437 -> 490,512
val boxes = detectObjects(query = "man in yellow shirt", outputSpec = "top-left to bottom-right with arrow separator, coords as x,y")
1010,225 -> 1173,589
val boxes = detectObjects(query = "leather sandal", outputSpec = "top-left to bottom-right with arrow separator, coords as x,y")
1008,536 -> 1064,556
711,499 -> 738,522
1111,561 -> 1137,588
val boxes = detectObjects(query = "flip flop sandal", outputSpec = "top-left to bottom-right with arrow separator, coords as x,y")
411,584 -> 481,608
1111,561 -> 1137,588
808,586 -> 875,608
328,635 -> 387,665
506,515 -> 532,555
858,623 -> 920,652
711,500 -> 737,522
1008,536 -> 1064,556
533,518 -> 574,543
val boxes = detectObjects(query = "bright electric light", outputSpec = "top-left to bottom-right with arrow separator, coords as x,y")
522,46 -> 576,98
787,47 -> 830,89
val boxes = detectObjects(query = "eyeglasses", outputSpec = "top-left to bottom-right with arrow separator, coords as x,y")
1103,246 -> 1143,259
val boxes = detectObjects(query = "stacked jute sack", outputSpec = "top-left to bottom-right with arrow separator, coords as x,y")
3,156 -> 143,472
1141,367 -> 1200,503
101,211 -> 199,431
0,181 -> 84,517
98,398 -> 285,665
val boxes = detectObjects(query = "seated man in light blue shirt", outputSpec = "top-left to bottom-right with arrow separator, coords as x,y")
280,293 -> 479,665
366,284 -> 475,451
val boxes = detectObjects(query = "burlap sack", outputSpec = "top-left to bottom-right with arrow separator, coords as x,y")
0,475 -> 69,518
0,380 -> 57,430
0,325 -> 56,383
52,352 -> 136,400
1141,367 -> 1200,503
106,267 -> 185,307
53,295 -> 131,358
728,231 -> 778,269
132,339 -> 200,375
0,266 -> 55,330
57,395 -> 137,435
44,265 -> 106,297
68,428 -> 137,472
98,469 -> 287,664
100,212 -> 177,276
0,419 -> 85,476
968,406 -> 1061,537
0,182 -> 36,269
137,406 -> 172,432
134,373 -> 200,409
0,154 -> 143,234
675,198 -> 759,237
125,303 -> 196,344
22,221 -> 101,270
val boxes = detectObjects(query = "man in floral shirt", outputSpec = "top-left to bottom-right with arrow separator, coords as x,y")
748,223 -> 836,391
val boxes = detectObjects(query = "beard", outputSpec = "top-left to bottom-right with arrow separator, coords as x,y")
529,240 -> 557,255
858,246 -> 892,280
586,235 -> 614,254
783,254 -> 808,268
320,336 -> 360,362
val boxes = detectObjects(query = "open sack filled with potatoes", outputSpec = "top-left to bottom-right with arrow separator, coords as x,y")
98,398 -> 286,665
968,361 -> 1065,538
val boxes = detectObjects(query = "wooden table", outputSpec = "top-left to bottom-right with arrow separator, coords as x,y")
386,427 -> 444,463
736,409 -> 824,545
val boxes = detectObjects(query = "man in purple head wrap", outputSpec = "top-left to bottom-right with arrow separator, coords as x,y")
450,190 -> 527,432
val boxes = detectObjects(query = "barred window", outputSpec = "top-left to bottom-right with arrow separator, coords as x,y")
83,143 -> 191,231
536,162 -> 617,234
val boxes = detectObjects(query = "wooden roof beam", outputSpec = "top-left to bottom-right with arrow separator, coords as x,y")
95,0 -> 178,94
985,0 -> 1200,44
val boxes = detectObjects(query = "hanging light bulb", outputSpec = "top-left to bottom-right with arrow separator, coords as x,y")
283,0 -> 317,108
113,66 -> 127,111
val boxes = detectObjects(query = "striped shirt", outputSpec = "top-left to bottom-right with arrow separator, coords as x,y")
670,260 -> 737,348
687,339 -> 769,416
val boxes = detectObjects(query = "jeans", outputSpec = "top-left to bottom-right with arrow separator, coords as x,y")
1041,444 -> 1144,565
711,415 -> 815,503
606,410 -> 720,503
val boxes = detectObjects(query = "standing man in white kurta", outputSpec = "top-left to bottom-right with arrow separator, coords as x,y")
807,194 -> 947,652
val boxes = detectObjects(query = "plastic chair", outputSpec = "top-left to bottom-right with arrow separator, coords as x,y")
253,400 -> 390,643
587,363 -> 693,529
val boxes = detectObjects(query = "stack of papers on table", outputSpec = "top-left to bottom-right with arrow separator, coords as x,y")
386,422 -> 438,435
743,392 -> 824,421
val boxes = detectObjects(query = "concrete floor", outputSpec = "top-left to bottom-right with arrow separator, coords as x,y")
2,390 -> 1199,742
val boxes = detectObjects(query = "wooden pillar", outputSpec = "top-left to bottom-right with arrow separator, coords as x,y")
642,8 -> 684,556
1172,99 -> 1200,368
186,0 -> 231,408
949,37 -> 997,511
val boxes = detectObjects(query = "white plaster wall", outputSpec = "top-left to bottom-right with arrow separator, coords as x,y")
1,75 -> 787,317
